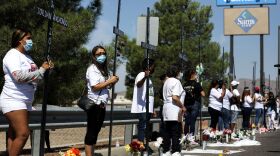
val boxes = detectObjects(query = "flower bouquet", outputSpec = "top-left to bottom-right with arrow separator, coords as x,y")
59,148 -> 81,156
153,137 -> 163,154
125,140 -> 145,156
202,129 -> 211,150
223,129 -> 232,143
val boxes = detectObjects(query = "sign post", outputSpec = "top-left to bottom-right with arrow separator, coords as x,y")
35,1 -> 68,156
137,8 -> 159,156
108,0 -> 124,156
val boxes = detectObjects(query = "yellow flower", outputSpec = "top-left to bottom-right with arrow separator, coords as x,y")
125,144 -> 131,152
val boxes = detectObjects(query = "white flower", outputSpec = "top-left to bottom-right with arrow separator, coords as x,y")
154,137 -> 163,148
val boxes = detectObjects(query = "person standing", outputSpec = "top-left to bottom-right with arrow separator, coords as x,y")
208,80 -> 225,131
131,58 -> 155,143
230,80 -> 240,135
253,86 -> 264,129
162,65 -> 186,156
84,45 -> 119,156
0,28 -> 52,156
265,92 -> 277,131
183,69 -> 205,143
241,87 -> 253,129
219,81 -> 233,130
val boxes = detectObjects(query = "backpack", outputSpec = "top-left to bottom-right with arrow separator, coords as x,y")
183,81 -> 196,106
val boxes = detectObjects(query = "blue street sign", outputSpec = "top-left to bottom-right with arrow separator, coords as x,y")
217,0 -> 277,6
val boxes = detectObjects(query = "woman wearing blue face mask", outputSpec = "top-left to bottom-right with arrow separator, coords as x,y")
84,45 -> 119,156
0,28 -> 52,156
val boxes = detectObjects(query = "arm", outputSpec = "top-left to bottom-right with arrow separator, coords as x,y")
172,95 -> 186,112
136,70 -> 149,88
91,75 -> 119,92
12,67 -> 46,83
136,76 -> 146,88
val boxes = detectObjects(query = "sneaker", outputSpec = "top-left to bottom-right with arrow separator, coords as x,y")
162,151 -> 172,156
171,152 -> 181,156
180,135 -> 187,144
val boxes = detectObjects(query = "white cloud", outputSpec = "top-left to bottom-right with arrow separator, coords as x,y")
84,19 -> 114,50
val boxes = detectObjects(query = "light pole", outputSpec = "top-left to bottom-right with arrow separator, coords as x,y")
275,26 -> 280,97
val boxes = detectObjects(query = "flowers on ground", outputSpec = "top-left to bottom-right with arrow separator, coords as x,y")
125,140 -> 145,153
59,148 -> 81,156
223,129 -> 232,135
154,137 -> 163,148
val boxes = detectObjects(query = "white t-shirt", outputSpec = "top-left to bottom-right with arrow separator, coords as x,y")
218,88 -> 233,110
131,72 -> 154,113
209,88 -> 223,111
254,93 -> 264,109
231,89 -> 240,111
243,96 -> 253,108
86,64 -> 110,105
0,48 -> 38,103
162,78 -> 185,121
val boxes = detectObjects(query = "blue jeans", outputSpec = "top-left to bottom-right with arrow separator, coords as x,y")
137,113 -> 151,141
218,116 -> 224,131
255,108 -> 264,126
221,108 -> 231,129
184,101 -> 200,135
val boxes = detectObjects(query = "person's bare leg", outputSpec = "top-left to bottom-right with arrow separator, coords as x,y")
85,144 -> 94,156
7,126 -> 15,154
5,110 -> 30,156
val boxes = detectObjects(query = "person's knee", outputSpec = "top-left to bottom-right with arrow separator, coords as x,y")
17,129 -> 30,140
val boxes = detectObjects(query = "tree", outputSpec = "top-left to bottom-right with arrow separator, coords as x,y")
122,0 -> 229,105
0,0 -> 102,106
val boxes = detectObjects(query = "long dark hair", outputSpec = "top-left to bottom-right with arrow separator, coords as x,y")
208,80 -> 219,96
166,65 -> 180,78
91,45 -> 108,77
11,28 -> 31,48
242,87 -> 251,103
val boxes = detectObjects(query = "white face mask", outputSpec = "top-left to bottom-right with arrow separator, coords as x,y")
177,72 -> 183,80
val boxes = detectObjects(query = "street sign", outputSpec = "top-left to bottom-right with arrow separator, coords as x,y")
217,0 -> 277,6
36,7 -> 68,27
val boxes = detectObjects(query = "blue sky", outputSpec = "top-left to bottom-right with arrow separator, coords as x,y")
81,0 -> 280,92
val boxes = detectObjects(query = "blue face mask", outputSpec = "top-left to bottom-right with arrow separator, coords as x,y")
96,55 -> 106,64
23,39 -> 33,52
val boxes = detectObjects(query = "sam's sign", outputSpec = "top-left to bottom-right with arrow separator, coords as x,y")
224,7 -> 269,35
217,0 -> 277,6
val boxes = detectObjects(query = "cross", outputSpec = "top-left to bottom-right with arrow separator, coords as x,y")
35,1 -> 68,156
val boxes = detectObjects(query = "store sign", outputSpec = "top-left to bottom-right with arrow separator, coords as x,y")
224,7 -> 269,35
217,0 -> 277,6
234,10 -> 257,32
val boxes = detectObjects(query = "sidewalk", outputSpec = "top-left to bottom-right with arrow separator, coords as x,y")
86,129 -> 280,156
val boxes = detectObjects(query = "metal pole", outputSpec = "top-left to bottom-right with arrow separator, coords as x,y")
229,5 -> 234,81
278,26 -> 280,96
269,74 -> 270,92
145,7 -> 150,156
108,0 -> 121,155
252,62 -> 256,92
39,1 -> 54,155
180,6 -> 184,70
260,5 -> 264,95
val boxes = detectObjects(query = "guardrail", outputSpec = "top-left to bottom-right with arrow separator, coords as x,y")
0,106 -> 255,155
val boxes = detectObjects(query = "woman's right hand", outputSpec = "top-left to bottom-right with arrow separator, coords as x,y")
109,75 -> 119,85
41,61 -> 50,70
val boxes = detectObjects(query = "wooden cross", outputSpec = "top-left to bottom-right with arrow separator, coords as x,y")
34,1 -> 68,156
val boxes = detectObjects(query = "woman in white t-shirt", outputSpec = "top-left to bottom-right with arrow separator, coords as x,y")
208,80 -> 225,131
84,45 -> 119,156
0,28 -> 51,156
162,65 -> 186,156
241,87 -> 253,129
230,80 -> 240,133
253,86 -> 264,128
